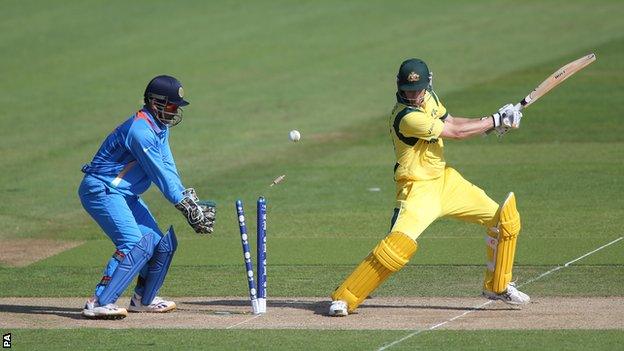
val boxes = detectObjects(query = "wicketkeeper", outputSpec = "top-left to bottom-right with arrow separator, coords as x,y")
329,58 -> 528,316
78,75 -> 216,319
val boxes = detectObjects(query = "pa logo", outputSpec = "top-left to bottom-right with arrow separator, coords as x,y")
2,333 -> 10,348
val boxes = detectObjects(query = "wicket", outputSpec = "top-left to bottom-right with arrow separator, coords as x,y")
235,197 -> 267,314
256,197 -> 267,313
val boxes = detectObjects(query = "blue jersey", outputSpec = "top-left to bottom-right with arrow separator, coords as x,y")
81,108 -> 185,204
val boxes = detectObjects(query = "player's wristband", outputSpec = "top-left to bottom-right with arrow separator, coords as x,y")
481,115 -> 498,132
490,113 -> 502,127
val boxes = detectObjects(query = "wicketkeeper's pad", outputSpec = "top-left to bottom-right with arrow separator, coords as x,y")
99,233 -> 155,305
140,226 -> 178,305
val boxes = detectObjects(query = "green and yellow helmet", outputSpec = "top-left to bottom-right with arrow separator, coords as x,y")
396,58 -> 432,104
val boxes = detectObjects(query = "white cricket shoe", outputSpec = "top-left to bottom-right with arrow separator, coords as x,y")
128,294 -> 177,313
328,300 -> 348,317
82,298 -> 128,320
483,282 -> 530,305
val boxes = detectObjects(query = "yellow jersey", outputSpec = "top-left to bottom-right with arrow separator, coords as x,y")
389,90 -> 448,182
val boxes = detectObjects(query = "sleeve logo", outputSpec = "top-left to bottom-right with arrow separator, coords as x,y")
427,122 -> 435,134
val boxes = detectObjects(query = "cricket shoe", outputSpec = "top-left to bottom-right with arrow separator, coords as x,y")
483,282 -> 530,305
128,294 -> 177,313
82,298 -> 128,320
328,300 -> 348,317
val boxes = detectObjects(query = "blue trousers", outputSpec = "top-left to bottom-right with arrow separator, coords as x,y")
79,175 -> 162,300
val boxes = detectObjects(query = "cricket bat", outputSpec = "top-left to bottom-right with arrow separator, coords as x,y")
517,53 -> 596,110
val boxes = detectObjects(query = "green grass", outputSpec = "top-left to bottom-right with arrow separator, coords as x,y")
7,329 -> 624,351
1,264 -> 622,298
1,0 -> 623,349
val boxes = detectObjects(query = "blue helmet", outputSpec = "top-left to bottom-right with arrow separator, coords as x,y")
144,75 -> 190,126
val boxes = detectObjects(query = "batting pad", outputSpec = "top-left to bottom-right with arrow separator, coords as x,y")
331,232 -> 417,313
484,192 -> 521,293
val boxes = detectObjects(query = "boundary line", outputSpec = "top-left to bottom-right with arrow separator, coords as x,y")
377,236 -> 623,351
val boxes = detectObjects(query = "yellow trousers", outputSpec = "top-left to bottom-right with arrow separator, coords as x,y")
331,167 -> 513,313
391,167 -> 499,240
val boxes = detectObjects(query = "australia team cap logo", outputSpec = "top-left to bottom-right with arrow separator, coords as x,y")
407,72 -> 420,82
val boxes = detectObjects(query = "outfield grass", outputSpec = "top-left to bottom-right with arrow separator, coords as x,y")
1,264 -> 622,298
7,329 -> 624,351
1,0 -> 623,349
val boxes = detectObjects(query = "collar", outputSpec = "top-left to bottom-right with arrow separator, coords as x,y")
139,107 -> 166,134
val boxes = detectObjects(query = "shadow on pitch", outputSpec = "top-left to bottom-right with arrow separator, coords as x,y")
185,299 -> 331,315
184,298 -> 516,316
0,304 -> 84,320
359,302 -> 516,312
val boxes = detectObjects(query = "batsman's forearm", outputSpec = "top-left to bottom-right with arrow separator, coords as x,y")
445,116 -> 493,139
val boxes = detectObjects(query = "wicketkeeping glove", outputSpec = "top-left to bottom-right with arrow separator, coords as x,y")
198,199 -> 216,228
175,188 -> 215,235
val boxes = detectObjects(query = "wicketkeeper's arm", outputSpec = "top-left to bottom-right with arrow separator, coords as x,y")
126,126 -> 185,204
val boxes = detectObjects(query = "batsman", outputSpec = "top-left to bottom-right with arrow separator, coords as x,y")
329,58 -> 529,316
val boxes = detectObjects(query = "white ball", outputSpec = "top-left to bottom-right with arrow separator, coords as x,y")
289,130 -> 301,142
